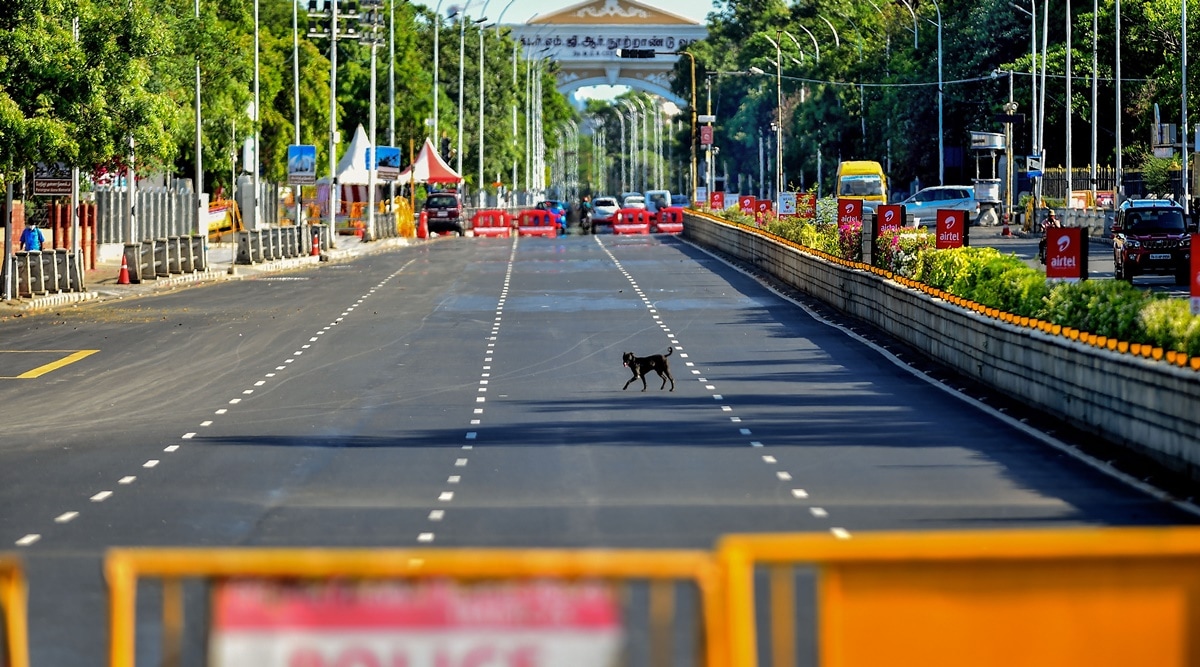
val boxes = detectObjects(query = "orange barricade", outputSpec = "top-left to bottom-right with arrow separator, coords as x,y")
656,207 -> 685,234
613,208 -> 651,235
517,209 -> 558,237
471,209 -> 512,238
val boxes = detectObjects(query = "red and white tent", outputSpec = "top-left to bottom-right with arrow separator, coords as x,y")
397,138 -> 463,184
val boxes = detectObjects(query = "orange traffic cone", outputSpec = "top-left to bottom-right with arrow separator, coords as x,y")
117,255 -> 131,285
1001,214 -> 1012,237
311,233 -> 320,257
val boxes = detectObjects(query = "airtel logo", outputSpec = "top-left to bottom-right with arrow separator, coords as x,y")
884,210 -> 895,223
844,203 -> 854,213
1056,234 -> 1071,252
942,215 -> 957,229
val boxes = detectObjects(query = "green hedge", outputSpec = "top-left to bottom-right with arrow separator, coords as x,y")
708,200 -> 1199,356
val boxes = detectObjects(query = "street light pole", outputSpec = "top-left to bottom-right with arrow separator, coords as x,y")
456,0 -> 474,184
196,0 -> 204,230
675,50 -> 698,204
477,1 -> 492,208
764,33 -> 783,200
930,0 -> 943,185
433,0 -> 444,144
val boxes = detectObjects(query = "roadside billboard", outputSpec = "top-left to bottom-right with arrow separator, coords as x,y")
287,145 -> 318,186
739,195 -> 755,212
875,204 -> 905,234
778,192 -> 797,217
797,193 -> 816,221
1045,227 -> 1088,282
837,198 -> 863,227
374,146 -> 402,181
709,191 -> 725,210
1191,236 -> 1200,315
935,209 -> 967,249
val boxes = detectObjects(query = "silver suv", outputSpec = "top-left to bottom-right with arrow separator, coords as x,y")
900,186 -> 979,228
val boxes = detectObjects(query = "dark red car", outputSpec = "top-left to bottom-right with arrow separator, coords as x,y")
1111,198 -> 1191,284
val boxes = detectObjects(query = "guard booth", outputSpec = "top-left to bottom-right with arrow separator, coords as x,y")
970,131 -> 1005,226
471,210 -> 513,238
613,209 -> 651,235
516,209 -> 557,237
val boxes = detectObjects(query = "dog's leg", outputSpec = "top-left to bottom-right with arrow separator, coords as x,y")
623,373 -> 637,390
641,372 -> 648,391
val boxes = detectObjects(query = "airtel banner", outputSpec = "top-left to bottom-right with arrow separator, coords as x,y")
739,195 -> 755,212
1045,227 -> 1088,281
875,204 -> 905,234
837,198 -> 863,226
1191,236 -> 1200,315
709,191 -> 725,210
935,209 -> 967,249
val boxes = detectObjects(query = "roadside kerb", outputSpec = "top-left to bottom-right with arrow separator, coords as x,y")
683,211 -> 1200,482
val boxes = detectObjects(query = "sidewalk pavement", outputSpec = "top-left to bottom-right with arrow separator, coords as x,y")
1,233 -> 415,317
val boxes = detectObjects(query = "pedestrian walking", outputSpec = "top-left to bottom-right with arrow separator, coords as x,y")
19,220 -> 44,251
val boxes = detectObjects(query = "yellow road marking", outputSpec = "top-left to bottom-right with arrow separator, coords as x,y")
0,350 -> 100,379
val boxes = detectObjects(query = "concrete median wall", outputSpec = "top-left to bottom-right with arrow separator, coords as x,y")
684,212 -> 1200,481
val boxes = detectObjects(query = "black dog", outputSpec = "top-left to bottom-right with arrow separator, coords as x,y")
622,347 -> 675,392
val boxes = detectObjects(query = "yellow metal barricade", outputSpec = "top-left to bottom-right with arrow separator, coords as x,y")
106,547 -> 726,667
0,555 -> 29,667
393,196 -> 415,237
719,527 -> 1200,667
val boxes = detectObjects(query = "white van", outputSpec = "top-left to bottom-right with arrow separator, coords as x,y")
644,190 -> 673,217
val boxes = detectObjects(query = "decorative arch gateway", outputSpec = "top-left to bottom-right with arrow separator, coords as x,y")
508,0 -> 708,107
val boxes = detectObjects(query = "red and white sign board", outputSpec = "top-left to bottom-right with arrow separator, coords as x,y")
1045,227 -> 1085,282
210,580 -> 622,667
755,199 -> 773,216
935,209 -> 966,249
875,204 -> 904,234
837,198 -> 863,226
797,193 -> 817,221
738,195 -> 755,212
1191,236 -> 1200,314
699,125 -> 713,146
709,191 -> 725,210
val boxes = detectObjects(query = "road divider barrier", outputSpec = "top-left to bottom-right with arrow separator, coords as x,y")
236,225 -> 329,266
656,207 -> 685,234
517,210 -> 557,237
471,210 -> 513,238
105,547 -> 722,667
613,209 -> 651,235
0,554 -> 28,667
119,236 -> 209,284
683,210 -> 1200,484
94,526 -> 1200,667
11,249 -> 81,297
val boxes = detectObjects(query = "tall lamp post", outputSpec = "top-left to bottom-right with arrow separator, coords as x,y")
763,33 -> 783,199
930,0 -> 943,185
307,0 -> 362,248
674,50 -> 698,204
456,1 -> 476,183
475,0 -> 493,207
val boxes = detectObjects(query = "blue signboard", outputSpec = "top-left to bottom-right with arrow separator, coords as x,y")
287,145 -> 317,185
374,146 -> 402,181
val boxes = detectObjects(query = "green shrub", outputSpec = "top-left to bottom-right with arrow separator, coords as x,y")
1043,280 -> 1149,341
1139,298 -> 1200,355
874,229 -> 935,275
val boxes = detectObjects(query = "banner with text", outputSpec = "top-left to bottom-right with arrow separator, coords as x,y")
211,579 -> 622,667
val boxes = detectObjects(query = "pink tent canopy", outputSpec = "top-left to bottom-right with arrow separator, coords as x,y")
398,138 -> 463,184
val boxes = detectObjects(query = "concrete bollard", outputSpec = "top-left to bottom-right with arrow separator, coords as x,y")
54,249 -> 70,292
155,238 -> 170,277
191,235 -> 208,271
124,244 -> 143,283
167,236 -> 182,274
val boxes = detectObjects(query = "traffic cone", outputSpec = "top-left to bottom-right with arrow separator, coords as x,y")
1001,214 -> 1012,237
117,254 -> 131,285
311,233 -> 320,257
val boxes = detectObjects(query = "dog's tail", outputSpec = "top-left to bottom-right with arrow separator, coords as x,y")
665,347 -> 674,357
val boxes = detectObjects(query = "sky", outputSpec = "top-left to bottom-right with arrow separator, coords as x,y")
411,0 -> 722,103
